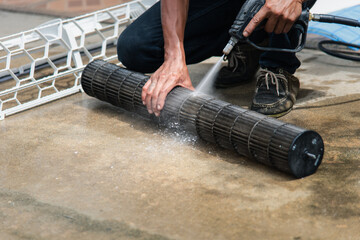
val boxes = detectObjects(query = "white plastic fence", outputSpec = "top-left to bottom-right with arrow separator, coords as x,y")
0,0 -> 157,120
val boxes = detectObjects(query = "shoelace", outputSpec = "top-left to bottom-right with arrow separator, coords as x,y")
227,46 -> 247,73
259,69 -> 287,96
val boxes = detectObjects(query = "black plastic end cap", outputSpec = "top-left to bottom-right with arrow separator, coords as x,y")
288,130 -> 324,178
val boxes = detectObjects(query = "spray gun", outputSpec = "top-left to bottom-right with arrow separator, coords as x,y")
223,0 -> 360,56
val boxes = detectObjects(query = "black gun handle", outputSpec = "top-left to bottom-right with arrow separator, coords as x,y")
246,9 -> 310,53
228,0 -> 265,41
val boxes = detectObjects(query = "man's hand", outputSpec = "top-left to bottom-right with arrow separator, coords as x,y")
141,0 -> 191,117
243,0 -> 304,37
141,54 -> 194,117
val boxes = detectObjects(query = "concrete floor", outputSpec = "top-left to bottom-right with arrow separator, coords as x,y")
1,10 -> 360,240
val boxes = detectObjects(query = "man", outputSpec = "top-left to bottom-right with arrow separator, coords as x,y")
117,0 -> 316,117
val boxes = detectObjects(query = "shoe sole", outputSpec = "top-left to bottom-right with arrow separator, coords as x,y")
267,108 -> 293,118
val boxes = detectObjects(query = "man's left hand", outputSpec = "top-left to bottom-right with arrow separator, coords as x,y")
243,0 -> 304,37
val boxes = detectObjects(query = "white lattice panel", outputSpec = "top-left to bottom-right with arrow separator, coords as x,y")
0,0 -> 157,120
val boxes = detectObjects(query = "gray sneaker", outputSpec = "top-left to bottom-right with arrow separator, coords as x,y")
214,43 -> 261,88
250,68 -> 300,118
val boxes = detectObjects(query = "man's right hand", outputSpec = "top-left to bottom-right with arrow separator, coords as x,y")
243,0 -> 304,37
141,51 -> 194,117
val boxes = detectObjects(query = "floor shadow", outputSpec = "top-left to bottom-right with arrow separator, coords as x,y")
296,88 -> 328,104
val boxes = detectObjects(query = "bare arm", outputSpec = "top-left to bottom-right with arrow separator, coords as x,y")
243,0 -> 306,37
141,0 -> 193,117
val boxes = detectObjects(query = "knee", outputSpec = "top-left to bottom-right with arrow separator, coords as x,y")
117,28 -> 162,73
117,29 -> 138,70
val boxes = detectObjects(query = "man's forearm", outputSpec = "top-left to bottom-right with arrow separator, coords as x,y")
141,0 -> 193,117
161,0 -> 189,61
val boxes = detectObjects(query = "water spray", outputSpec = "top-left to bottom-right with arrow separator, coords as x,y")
81,60 -> 324,178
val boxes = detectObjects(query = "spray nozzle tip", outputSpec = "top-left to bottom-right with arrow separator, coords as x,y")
223,37 -> 238,56
223,43 -> 234,55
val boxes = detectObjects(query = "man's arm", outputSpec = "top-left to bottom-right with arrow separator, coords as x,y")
243,0 -> 306,37
141,0 -> 193,117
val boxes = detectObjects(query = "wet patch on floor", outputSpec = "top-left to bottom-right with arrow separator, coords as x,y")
1,48 -> 360,239
307,154 -> 360,219
282,95 -> 360,221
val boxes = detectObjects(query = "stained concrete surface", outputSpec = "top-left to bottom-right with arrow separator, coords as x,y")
1,10 -> 360,240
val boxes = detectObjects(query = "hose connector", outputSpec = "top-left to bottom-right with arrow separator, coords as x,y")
310,13 -> 360,27
310,13 -> 321,21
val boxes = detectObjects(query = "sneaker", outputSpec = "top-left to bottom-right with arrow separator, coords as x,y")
250,68 -> 300,118
214,43 -> 261,88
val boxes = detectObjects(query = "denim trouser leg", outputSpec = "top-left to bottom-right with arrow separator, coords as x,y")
259,0 -> 317,74
259,32 -> 301,74
117,0 -> 244,73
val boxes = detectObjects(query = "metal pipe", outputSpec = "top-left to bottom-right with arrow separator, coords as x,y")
81,59 -> 324,178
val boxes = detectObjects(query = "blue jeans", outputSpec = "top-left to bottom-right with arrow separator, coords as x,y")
117,0 -> 316,74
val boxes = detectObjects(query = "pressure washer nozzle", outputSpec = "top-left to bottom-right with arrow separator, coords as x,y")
223,37 -> 238,56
